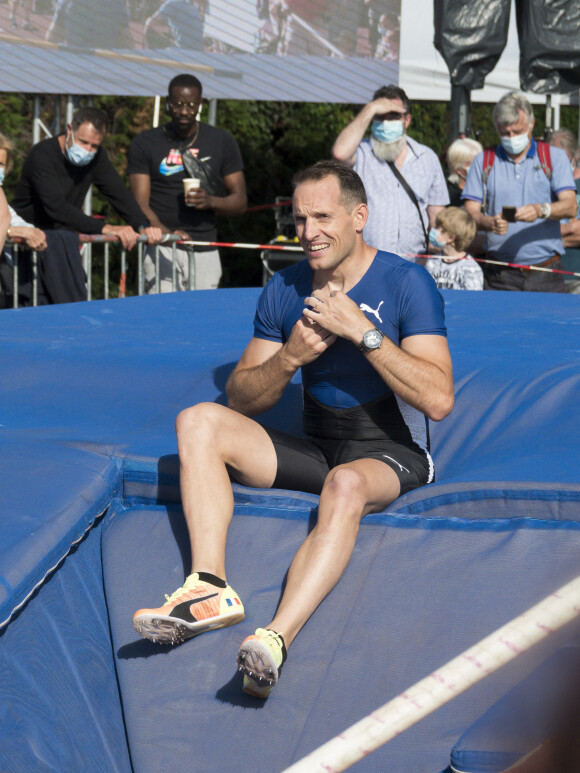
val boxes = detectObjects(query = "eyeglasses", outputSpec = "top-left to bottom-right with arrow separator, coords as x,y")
168,100 -> 200,113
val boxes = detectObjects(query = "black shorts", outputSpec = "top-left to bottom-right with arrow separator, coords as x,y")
263,426 -> 433,497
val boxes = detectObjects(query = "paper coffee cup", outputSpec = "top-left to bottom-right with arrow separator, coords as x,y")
183,178 -> 201,206
183,177 -> 201,197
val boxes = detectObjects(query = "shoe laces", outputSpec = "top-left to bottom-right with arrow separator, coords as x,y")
164,574 -> 204,605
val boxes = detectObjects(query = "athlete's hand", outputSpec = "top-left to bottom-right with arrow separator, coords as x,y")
284,315 -> 336,367
304,290 -> 370,344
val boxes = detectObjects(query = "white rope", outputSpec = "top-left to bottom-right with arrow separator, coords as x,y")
283,575 -> 580,773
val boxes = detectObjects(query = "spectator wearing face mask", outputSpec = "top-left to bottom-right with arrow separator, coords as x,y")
463,91 -> 577,293
549,128 -> 580,292
332,84 -> 449,262
12,107 -> 161,253
424,206 -> 483,291
445,137 -> 483,208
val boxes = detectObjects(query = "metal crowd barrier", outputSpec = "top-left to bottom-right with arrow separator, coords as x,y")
1,233 -> 191,309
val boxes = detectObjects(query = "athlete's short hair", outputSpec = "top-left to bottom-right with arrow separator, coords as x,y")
292,160 -> 367,211
71,107 -> 108,135
168,73 -> 203,96
436,207 -> 477,252
0,133 -> 15,173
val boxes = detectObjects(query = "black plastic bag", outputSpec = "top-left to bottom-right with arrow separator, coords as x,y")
181,147 -> 228,198
434,0 -> 511,89
516,0 -> 580,93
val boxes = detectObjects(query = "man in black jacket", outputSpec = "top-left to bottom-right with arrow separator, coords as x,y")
12,106 -> 161,303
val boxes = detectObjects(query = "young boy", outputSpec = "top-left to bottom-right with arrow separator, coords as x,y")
425,207 -> 483,290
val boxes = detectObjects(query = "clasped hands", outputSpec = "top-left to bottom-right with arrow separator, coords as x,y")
284,289 -> 368,366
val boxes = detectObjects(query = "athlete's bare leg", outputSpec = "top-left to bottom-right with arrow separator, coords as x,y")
266,458 -> 401,647
176,402 -> 278,579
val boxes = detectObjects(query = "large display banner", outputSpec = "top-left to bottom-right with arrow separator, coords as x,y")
0,0 -> 401,100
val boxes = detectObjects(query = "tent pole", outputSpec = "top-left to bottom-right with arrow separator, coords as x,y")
545,94 -> 553,139
153,95 -> 160,128
449,85 -> 471,141
32,96 -> 41,145
208,98 -> 217,127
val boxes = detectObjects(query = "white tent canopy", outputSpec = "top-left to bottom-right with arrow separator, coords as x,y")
400,0 -> 578,107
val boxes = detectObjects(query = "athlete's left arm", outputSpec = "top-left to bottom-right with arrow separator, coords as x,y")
374,333 -> 454,422
187,170 -> 247,215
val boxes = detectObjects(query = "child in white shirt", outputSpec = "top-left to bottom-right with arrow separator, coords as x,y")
425,207 -> 483,290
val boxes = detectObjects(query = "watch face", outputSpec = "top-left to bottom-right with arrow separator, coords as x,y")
363,329 -> 383,348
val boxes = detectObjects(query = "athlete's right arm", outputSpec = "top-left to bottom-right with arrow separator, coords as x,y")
226,318 -> 336,417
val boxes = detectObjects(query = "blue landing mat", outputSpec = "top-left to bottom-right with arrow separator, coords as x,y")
1,288 -> 580,772
103,502 -> 580,773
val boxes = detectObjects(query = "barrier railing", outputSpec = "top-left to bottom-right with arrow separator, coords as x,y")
0,233 -> 305,308
3,232 -> 577,310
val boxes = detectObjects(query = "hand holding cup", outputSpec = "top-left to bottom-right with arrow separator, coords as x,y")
183,177 -> 201,207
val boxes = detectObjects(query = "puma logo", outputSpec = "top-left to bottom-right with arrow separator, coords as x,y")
360,300 -> 384,323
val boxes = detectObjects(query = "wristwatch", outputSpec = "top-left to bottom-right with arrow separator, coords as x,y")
359,328 -> 384,353
539,203 -> 551,219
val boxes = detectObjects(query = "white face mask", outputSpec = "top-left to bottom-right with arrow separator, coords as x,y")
66,129 -> 97,166
500,131 -> 530,156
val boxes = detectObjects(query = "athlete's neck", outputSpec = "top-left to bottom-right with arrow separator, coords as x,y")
313,245 -> 377,294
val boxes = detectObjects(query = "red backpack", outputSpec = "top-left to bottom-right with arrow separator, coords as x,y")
481,140 -> 553,214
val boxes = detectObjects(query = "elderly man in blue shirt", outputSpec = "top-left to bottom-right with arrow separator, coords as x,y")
463,91 -> 577,292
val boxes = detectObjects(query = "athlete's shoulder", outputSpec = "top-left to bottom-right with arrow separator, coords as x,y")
373,249 -> 421,274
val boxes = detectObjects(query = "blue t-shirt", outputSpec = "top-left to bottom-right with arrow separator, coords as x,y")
462,140 -> 576,265
253,249 -> 447,409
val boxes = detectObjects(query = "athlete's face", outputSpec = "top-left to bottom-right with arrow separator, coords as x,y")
293,176 -> 367,272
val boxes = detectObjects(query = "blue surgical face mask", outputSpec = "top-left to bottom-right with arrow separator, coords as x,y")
371,119 -> 404,144
66,130 -> 97,166
0,167 -> 5,187
499,131 -> 530,156
429,227 -> 448,250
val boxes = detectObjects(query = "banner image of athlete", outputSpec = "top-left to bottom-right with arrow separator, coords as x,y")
0,0 -> 400,100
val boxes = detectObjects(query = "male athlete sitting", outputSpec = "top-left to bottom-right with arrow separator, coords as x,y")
133,160 -> 454,697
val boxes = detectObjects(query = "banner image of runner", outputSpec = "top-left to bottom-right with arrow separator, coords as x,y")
0,0 -> 400,99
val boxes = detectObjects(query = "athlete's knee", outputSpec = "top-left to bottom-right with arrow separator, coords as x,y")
318,465 -> 368,527
324,465 -> 367,499
176,402 -> 229,451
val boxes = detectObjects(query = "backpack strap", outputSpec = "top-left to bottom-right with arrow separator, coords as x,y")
481,147 -> 496,214
536,140 -> 553,181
